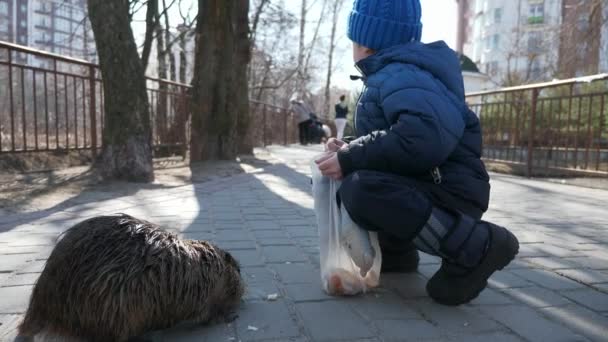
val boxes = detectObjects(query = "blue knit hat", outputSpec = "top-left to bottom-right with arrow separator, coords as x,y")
348,0 -> 423,51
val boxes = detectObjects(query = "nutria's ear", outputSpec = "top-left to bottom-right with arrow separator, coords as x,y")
224,251 -> 240,273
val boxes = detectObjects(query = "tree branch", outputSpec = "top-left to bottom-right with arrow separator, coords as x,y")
251,0 -> 271,42
141,0 -> 158,72
303,0 -> 328,76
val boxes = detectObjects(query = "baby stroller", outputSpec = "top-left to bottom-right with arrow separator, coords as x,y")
308,113 -> 326,144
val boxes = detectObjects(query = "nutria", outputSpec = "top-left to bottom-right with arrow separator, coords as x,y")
18,214 -> 243,342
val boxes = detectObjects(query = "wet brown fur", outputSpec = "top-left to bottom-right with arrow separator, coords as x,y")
18,214 -> 244,342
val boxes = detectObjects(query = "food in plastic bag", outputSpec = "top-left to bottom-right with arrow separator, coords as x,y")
311,158 -> 382,296
339,203 -> 376,277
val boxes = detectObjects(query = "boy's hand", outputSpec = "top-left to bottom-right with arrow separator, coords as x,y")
315,152 -> 343,180
325,138 -> 346,152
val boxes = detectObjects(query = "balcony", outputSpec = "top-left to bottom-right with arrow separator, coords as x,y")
528,16 -> 544,25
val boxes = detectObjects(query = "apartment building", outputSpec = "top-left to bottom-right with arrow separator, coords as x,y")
0,0 -> 96,63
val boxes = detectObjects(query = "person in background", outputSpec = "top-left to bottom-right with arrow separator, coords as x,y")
334,95 -> 349,140
291,99 -> 315,145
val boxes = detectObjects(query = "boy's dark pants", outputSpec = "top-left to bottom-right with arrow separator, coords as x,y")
338,170 -> 483,255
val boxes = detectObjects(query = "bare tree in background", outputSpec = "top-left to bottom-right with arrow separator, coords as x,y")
500,24 -> 560,86
248,1 -> 298,103
236,0 -> 259,154
155,2 -> 169,145
297,0 -> 307,96
140,0 -> 158,72
499,0 -> 606,86
296,0 -> 329,98
558,0 -> 605,78
88,0 -> 154,181
324,0 -> 346,118
190,0 -> 251,161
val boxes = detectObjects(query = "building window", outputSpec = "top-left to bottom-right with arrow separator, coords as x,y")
21,4 -> 27,12
528,2 -> 544,24
494,8 -> 503,24
56,18 -> 70,33
56,5 -> 72,18
20,20 -> 27,28
0,2 -> 8,15
485,34 -> 500,51
35,31 -> 48,43
38,1 -> 49,12
485,61 -> 499,76
0,17 -> 7,31
528,31 -> 543,53
37,16 -> 48,27
530,60 -> 542,79
54,31 -> 71,43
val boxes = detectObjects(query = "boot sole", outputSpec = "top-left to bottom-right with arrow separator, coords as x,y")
453,229 -> 519,305
429,226 -> 519,306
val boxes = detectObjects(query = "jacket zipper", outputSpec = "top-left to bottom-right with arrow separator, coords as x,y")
354,87 -> 366,134
353,65 -> 366,135
431,167 -> 442,185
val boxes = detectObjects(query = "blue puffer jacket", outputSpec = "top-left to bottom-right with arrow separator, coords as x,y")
337,41 -> 490,212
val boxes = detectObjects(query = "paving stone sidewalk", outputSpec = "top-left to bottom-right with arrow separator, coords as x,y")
1,145 -> 608,341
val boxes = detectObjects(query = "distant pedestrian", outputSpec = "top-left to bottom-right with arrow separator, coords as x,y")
291,99 -> 315,145
334,95 -> 349,140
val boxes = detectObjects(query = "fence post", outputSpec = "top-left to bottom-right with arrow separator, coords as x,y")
181,87 -> 189,160
8,48 -> 15,151
527,89 -> 539,178
283,109 -> 288,145
89,65 -> 97,157
262,104 -> 267,147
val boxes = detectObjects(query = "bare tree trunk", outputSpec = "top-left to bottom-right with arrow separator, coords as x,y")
236,0 -> 253,154
156,8 -> 168,146
179,34 -> 187,84
297,0 -> 307,95
162,0 -> 177,81
141,0 -> 158,72
88,0 -> 154,182
303,0 -> 328,77
324,0 -> 343,119
190,0 -> 250,161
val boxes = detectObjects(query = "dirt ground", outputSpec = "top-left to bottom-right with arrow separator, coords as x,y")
0,148 -> 281,214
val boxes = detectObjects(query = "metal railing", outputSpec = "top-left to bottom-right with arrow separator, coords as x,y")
0,41 -> 297,157
250,99 -> 298,147
0,41 -> 103,154
467,74 -> 608,177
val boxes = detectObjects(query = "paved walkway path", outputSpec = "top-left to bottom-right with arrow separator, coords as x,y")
1,145 -> 608,341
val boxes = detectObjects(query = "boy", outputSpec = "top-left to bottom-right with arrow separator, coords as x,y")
315,0 -> 519,306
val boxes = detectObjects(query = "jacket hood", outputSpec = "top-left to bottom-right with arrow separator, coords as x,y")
356,40 -> 465,98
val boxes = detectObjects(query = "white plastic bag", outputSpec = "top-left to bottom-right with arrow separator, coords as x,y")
311,159 -> 382,296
